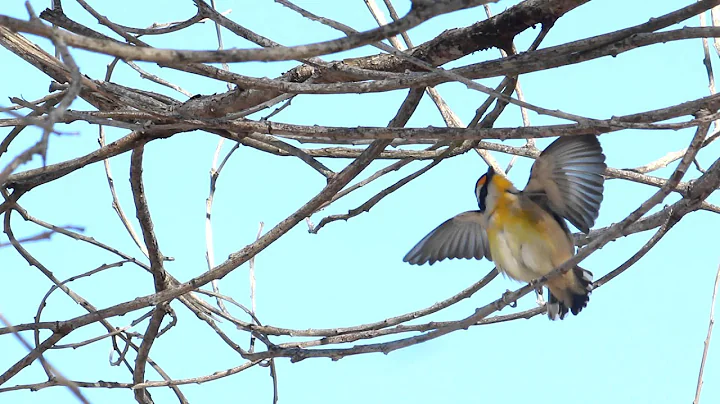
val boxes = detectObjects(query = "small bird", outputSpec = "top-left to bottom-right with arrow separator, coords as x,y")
403,135 -> 606,320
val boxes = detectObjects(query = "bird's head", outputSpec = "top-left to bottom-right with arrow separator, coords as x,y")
475,166 -> 515,212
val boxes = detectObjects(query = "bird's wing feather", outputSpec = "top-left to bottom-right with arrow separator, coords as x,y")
524,135 -> 606,233
403,211 -> 490,265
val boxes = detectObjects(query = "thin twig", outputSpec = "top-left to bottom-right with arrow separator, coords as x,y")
206,140 -> 240,314
700,9 -> 720,130
693,261 -> 720,404
248,221 -> 265,353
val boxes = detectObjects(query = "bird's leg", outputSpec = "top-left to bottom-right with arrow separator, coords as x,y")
528,279 -> 546,307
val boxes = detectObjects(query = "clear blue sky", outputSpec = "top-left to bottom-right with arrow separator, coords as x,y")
1,0 -> 719,403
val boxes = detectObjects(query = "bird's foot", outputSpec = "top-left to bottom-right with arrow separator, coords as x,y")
501,289 -> 517,308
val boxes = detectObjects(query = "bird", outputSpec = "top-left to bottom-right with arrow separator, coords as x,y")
403,135 -> 606,320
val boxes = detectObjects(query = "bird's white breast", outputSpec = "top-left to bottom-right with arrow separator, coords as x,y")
490,229 -> 542,282
487,217 -> 558,283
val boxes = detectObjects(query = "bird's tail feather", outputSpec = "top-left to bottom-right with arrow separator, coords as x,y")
547,267 -> 593,320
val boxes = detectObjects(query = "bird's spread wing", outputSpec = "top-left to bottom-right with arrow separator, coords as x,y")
403,211 -> 490,265
524,135 -> 606,233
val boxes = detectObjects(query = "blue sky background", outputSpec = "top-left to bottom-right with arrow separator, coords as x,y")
1,0 -> 719,403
